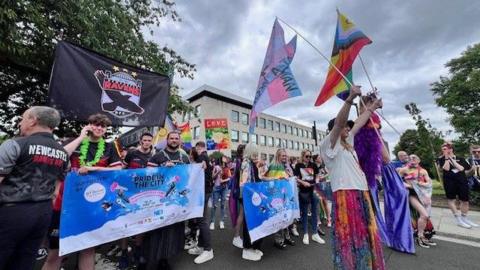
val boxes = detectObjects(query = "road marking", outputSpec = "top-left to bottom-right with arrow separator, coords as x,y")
435,235 -> 480,248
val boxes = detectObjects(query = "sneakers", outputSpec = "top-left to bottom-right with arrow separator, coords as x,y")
291,226 -> 299,237
188,246 -> 204,255
209,222 -> 215,230
254,249 -> 263,257
194,249 -> 214,264
242,249 -> 262,261
184,239 -> 197,250
274,241 -> 287,250
417,237 -> 430,248
36,247 -> 48,261
461,216 -> 480,228
303,234 -> 309,245
456,216 -> 472,229
284,238 -> 295,246
219,221 -> 225,229
232,236 -> 243,248
311,233 -> 326,244
327,219 -> 332,228
425,238 -> 437,246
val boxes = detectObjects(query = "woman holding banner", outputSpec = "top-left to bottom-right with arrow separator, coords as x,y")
319,86 -> 385,270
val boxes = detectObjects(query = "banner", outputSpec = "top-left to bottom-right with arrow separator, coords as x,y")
49,41 -> 171,127
242,178 -> 300,242
204,118 -> 230,150
59,164 -> 204,256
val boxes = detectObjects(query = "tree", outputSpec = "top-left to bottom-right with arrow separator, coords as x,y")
431,43 -> 480,143
0,0 -> 196,137
393,129 -> 421,158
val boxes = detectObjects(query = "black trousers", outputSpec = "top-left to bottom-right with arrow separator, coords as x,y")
196,193 -> 212,251
0,201 -> 52,270
240,200 -> 262,249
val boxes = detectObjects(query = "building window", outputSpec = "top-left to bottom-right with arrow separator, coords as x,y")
182,113 -> 187,123
261,153 -> 267,161
288,140 -> 293,149
269,154 -> 275,163
231,110 -> 239,122
267,120 -> 273,130
195,105 -> 201,117
282,124 -> 287,133
260,135 -> 266,146
306,131 -> 310,139
241,132 -> 249,143
301,129 -> 305,137
231,130 -> 239,142
301,142 -> 305,149
282,139 -> 287,148
295,127 -> 299,136
275,122 -> 280,132
295,141 -> 299,150
275,138 -> 280,147
267,136 -> 273,147
260,118 -> 266,129
241,113 -> 249,125
251,134 -> 258,145
289,126 -> 293,134
193,126 -> 200,139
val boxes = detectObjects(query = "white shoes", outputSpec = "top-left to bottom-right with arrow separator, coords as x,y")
194,249 -> 214,264
242,249 -> 261,261
209,222 -> 215,230
254,249 -> 263,257
232,236 -> 243,248
303,234 -> 309,245
291,226 -> 299,237
184,239 -> 197,250
461,216 -> 480,228
311,233 -> 326,244
188,246 -> 203,255
456,216 -> 472,229
220,221 -> 225,229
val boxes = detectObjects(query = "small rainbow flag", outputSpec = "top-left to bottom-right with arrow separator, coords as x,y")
177,122 -> 192,150
314,10 -> 372,106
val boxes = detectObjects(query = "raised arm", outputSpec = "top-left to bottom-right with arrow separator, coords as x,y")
350,98 -> 383,137
64,125 -> 92,156
329,86 -> 361,148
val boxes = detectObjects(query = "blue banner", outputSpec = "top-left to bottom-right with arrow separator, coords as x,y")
59,164 -> 204,256
243,178 -> 300,242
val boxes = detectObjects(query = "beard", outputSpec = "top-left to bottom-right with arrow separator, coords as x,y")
167,143 -> 179,150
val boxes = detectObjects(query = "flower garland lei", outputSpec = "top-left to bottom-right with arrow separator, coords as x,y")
79,138 -> 105,166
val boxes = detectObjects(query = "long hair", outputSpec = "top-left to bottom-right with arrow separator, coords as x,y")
272,148 -> 287,166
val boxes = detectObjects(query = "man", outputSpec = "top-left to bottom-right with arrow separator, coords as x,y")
466,145 -> 480,191
437,142 -> 479,228
392,150 -> 409,169
186,141 -> 214,264
0,106 -> 68,270
145,131 -> 191,270
118,132 -> 154,269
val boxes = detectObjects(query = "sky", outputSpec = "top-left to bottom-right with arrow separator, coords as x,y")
147,0 -> 480,152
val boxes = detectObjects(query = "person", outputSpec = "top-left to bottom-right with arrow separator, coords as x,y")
313,154 -> 331,230
288,156 -> 300,237
294,149 -> 325,245
230,144 -> 246,249
398,155 -> 436,248
437,142 -> 478,228
320,86 -> 385,270
239,143 -> 264,261
392,151 -> 409,169
210,156 -> 230,230
0,106 -> 68,270
118,132 -> 154,269
185,141 -> 214,264
262,148 -> 295,249
466,145 -> 480,191
145,131 -> 190,270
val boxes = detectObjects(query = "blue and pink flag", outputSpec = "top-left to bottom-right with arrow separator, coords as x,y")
249,19 -> 302,133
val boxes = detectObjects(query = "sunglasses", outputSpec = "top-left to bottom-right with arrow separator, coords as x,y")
305,155 -> 311,158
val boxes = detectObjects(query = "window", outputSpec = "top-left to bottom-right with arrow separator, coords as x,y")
261,153 -> 267,161
275,122 -> 280,132
269,154 -> 275,163
231,130 -> 239,142
275,138 -> 280,147
295,127 -> 299,136
306,131 -> 310,139
231,110 -> 239,122
241,113 -> 249,125
260,118 -> 266,128
289,126 -> 293,134
301,142 -> 305,149
182,113 -> 187,123
267,120 -> 273,130
282,124 -> 287,133
241,132 -> 249,143
260,135 -> 266,146
288,140 -> 293,149
301,129 -> 305,137
251,134 -> 258,144
193,126 -> 200,139
195,105 -> 201,117
295,141 -> 299,150
282,139 -> 287,148
267,136 -> 273,147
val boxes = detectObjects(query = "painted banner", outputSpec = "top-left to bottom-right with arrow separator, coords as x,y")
59,164 -> 204,256
242,178 -> 300,242
204,118 -> 230,150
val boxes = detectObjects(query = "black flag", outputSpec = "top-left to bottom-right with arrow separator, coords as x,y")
48,41 -> 171,127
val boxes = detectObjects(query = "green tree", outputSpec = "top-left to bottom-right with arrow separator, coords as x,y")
0,0 -> 196,137
431,43 -> 480,143
393,129 -> 421,158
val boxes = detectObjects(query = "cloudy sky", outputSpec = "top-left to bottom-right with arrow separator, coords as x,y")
148,0 -> 480,151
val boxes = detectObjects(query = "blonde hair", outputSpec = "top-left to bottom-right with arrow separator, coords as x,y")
273,148 -> 287,166
243,143 -> 259,161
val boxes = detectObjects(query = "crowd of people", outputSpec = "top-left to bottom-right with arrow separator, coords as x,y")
1,89 -> 480,270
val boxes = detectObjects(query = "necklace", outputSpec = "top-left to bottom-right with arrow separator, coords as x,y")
79,138 -> 106,166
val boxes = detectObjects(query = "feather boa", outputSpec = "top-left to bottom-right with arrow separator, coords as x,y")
354,122 -> 383,188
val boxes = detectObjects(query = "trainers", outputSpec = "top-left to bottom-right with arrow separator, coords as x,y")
291,226 -> 299,237
327,219 -> 332,228
254,249 -> 263,257
456,216 -> 472,229
219,221 -> 225,229
194,250 -> 214,264
209,222 -> 215,230
232,236 -> 243,249
417,237 -> 430,248
36,247 -> 48,260
242,249 -> 261,261
461,216 -> 480,228
188,246 -> 204,255
311,233 -> 326,244
184,239 -> 197,250
425,238 -> 437,246
303,234 -> 309,245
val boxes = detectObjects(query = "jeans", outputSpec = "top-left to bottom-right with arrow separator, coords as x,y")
210,185 -> 226,223
299,191 -> 318,234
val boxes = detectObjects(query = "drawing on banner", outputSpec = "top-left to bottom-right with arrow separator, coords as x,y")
204,118 -> 230,150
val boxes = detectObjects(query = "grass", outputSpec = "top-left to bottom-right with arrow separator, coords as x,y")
431,179 -> 445,196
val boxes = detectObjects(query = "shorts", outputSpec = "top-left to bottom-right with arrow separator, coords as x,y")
47,210 -> 61,249
443,178 -> 469,201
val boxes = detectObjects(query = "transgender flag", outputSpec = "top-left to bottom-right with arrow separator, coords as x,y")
314,10 -> 372,106
249,19 -> 302,133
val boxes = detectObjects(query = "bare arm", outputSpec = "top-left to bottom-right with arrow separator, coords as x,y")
450,157 -> 465,171
350,98 -> 383,136
381,139 -> 391,164
329,86 -> 361,148
64,125 -> 92,156
0,176 -> 4,184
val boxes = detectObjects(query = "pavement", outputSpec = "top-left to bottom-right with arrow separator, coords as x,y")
429,206 -> 480,242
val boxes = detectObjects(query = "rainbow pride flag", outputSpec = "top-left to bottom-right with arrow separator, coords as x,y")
177,122 -> 192,150
314,10 -> 372,106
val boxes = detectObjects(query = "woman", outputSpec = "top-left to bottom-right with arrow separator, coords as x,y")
239,143 -> 264,261
230,144 -> 245,249
262,148 -> 295,249
294,150 -> 325,245
319,86 -> 385,270
398,155 -> 436,248
210,156 -> 230,230
313,154 -> 331,229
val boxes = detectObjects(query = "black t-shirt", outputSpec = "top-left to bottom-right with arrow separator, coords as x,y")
437,156 -> 471,182
0,132 -> 69,203
148,149 -> 190,166
124,149 -> 152,169
70,141 -> 122,170
195,151 -> 213,194
294,162 -> 319,193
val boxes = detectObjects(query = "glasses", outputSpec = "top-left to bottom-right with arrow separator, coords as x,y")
305,155 -> 311,158
473,150 -> 480,153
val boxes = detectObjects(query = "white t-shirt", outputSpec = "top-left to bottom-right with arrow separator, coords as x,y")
319,134 -> 369,192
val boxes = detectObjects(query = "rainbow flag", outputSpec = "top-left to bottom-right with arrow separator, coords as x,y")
177,122 -> 192,150
314,10 -> 372,106
249,19 -> 302,133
